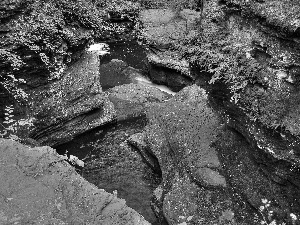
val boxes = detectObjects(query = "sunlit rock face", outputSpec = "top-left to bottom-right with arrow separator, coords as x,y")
0,138 -> 150,225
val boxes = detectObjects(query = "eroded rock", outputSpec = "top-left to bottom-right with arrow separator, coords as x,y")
108,83 -> 171,122
29,51 -> 115,147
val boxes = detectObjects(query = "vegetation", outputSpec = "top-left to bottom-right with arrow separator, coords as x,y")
183,0 -> 263,103
181,0 -> 300,133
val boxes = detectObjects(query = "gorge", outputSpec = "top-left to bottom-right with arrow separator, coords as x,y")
1,0 -> 300,224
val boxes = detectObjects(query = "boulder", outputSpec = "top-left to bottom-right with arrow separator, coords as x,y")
0,138 -> 150,225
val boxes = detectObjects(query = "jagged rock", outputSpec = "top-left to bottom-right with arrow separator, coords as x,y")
0,138 -> 150,225
29,51 -> 115,147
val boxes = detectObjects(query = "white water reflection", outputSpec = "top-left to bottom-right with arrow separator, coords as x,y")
135,76 -> 176,96
87,43 -> 110,56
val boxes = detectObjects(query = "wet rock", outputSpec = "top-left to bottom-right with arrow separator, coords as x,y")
0,138 -> 150,225
29,51 -> 115,147
107,83 -> 171,121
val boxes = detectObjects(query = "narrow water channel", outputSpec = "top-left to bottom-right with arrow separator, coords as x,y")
55,40 -> 171,224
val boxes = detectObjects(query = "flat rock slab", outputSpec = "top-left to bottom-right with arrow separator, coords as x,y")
0,138 -> 150,225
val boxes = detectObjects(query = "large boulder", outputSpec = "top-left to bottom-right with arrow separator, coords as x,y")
0,138 -> 150,224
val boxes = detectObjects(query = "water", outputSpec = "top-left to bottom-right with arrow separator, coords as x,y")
56,40 -> 172,224
100,40 -> 148,70
98,40 -> 175,96
55,117 -> 163,224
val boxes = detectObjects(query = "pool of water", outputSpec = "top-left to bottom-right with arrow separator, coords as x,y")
101,40 -> 148,70
98,40 -> 176,97
55,117 -> 164,224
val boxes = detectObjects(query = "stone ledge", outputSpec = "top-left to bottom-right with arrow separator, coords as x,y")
0,138 -> 150,225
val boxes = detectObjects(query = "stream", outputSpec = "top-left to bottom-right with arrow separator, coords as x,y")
55,40 -> 171,224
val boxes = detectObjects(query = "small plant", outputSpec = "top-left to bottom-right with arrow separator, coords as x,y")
0,105 -> 35,141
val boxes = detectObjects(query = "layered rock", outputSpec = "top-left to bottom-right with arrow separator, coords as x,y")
0,138 -> 150,225
0,0 -> 106,141
29,51 -> 115,147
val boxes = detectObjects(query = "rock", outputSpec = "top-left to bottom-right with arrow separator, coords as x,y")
139,8 -> 199,91
147,52 -> 193,91
192,167 -> 227,187
29,51 -> 115,147
108,83 -> 171,121
130,85 -> 259,224
0,138 -> 150,225
127,132 -> 161,175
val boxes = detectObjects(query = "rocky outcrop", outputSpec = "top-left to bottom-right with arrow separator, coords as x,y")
129,85 -> 300,224
0,138 -> 150,225
0,0 -> 106,141
136,1 -> 300,224
28,51 -> 115,147
220,0 -> 300,137
128,85 -> 258,224
138,8 -> 199,91
0,0 -> 101,90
